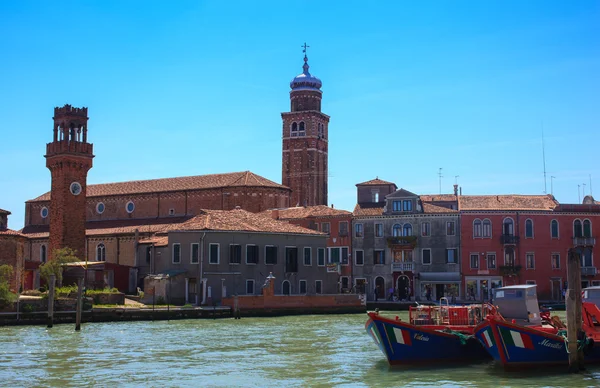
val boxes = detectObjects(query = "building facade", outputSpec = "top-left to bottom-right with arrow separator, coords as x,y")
0,209 -> 26,292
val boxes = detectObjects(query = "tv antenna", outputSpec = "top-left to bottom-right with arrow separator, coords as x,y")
454,175 -> 460,185
591,174 -> 594,197
542,123 -> 547,194
550,176 -> 555,195
438,168 -> 443,194
578,184 -> 581,203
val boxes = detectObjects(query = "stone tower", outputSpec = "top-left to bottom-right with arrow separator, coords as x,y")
282,49 -> 329,207
45,104 -> 94,260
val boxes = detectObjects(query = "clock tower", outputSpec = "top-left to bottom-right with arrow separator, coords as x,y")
45,104 -> 94,260
282,45 -> 329,207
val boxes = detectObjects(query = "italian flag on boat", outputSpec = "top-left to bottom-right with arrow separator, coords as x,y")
482,328 -> 495,348
499,327 -> 534,349
385,325 -> 412,346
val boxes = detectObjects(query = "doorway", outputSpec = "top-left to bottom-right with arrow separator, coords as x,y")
282,280 -> 291,295
435,284 -> 445,301
396,275 -> 410,301
375,276 -> 385,299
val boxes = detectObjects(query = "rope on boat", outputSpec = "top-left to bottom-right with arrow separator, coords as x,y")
557,329 -> 591,354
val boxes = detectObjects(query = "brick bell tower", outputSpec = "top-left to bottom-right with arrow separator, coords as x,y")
45,104 -> 94,260
282,44 -> 329,207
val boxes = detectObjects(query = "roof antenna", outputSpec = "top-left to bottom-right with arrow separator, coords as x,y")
438,168 -> 443,194
590,174 -> 594,197
542,122 -> 547,194
578,184 -> 581,203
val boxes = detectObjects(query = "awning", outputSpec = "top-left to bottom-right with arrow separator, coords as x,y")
419,272 -> 461,283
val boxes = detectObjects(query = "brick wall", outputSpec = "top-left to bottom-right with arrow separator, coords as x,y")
0,236 -> 25,292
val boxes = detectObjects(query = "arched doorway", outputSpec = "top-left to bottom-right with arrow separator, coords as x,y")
375,276 -> 385,299
282,280 -> 291,295
396,276 -> 410,301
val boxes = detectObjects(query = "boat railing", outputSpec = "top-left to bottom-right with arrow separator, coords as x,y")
409,303 -> 497,326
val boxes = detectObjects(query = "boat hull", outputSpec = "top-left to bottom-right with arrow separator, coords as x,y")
366,313 -> 489,365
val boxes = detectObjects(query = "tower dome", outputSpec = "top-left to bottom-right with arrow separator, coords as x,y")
290,55 -> 322,91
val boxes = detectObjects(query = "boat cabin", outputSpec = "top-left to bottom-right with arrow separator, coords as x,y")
583,286 -> 600,307
493,285 -> 541,325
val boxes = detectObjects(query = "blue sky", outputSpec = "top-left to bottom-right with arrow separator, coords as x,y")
1,1 -> 599,230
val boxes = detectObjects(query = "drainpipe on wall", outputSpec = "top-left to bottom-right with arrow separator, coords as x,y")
198,232 -> 206,306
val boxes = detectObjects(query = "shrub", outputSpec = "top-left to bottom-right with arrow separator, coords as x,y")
39,247 -> 80,287
21,303 -> 34,313
182,304 -> 193,309
0,265 -> 16,308
55,285 -> 78,298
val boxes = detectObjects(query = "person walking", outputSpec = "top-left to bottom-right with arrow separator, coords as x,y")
374,286 -> 379,302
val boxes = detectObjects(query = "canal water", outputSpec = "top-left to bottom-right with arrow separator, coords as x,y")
1,311 -> 599,387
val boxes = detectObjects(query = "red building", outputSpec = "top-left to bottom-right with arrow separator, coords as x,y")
262,205 -> 353,291
459,195 -> 600,301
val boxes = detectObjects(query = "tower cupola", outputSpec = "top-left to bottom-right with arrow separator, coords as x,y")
290,54 -> 322,92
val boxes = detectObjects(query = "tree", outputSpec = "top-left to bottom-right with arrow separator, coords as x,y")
39,247 -> 80,287
0,264 -> 16,307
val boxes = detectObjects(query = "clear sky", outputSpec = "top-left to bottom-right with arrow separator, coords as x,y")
1,1 -> 599,230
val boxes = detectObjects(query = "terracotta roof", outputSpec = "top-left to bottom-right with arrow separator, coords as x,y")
420,194 -> 457,202
0,228 -> 26,238
555,204 -> 600,213
138,236 -> 169,247
356,178 -> 396,186
353,203 -> 384,217
0,208 -> 10,215
20,216 -> 192,239
422,202 -> 458,214
261,205 -> 352,220
167,208 -> 324,235
28,171 -> 289,202
458,195 -> 558,211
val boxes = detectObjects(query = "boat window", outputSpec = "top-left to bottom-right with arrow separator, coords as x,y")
527,289 -> 535,297
496,291 -> 504,298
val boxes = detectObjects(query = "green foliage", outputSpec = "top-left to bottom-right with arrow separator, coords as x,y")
55,285 -> 78,297
86,287 -> 119,295
0,265 -> 16,308
21,303 -> 34,313
182,304 -> 193,308
138,291 -> 144,299
39,247 -> 80,287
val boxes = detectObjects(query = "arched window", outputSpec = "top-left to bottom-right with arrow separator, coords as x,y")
40,245 -> 47,263
503,218 -> 514,236
282,280 -> 291,295
393,224 -> 402,237
291,122 -> 298,137
96,243 -> 106,262
299,121 -> 305,134
403,223 -> 412,236
525,219 -> 534,238
574,219 -> 583,238
473,219 -> 482,238
551,219 -> 559,238
583,219 -> 592,238
482,219 -> 492,238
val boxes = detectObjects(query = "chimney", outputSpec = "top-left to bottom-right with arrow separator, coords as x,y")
272,209 -> 280,220
459,187 -> 462,196
453,184 -> 458,196
331,204 -> 334,208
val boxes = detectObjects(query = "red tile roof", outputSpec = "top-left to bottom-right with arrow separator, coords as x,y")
0,208 -> 10,215
353,203 -> 384,216
138,236 -> 169,247
458,195 -> 558,211
419,194 -> 457,202
422,202 -> 458,214
261,205 -> 352,220
356,178 -> 396,186
167,208 -> 324,235
0,228 -> 26,238
28,171 -> 289,202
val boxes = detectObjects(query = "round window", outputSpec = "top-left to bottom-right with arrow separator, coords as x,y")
96,202 -> 105,214
40,207 -> 49,218
126,201 -> 135,213
70,182 -> 82,196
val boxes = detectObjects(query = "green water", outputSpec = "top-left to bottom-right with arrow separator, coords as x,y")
0,311 -> 599,387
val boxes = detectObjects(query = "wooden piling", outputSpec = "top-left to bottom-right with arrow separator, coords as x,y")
47,275 -> 56,328
566,248 -> 584,372
75,277 -> 84,331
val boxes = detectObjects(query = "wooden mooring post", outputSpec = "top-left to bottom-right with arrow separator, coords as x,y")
566,248 -> 584,372
75,277 -> 84,331
47,275 -> 56,328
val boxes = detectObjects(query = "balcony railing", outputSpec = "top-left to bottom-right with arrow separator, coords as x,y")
573,237 -> 596,247
391,262 -> 414,272
581,266 -> 597,276
499,264 -> 522,276
500,234 -> 520,244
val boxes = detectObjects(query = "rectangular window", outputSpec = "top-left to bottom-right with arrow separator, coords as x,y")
470,254 -> 479,269
581,250 -> 593,267
341,247 -> 349,265
552,253 -> 560,269
299,280 -> 307,294
145,246 -> 152,264
375,223 -> 384,238
209,243 -> 219,264
446,221 -> 455,236
339,221 -> 349,236
246,245 -> 259,264
304,247 -> 312,266
341,276 -> 349,290
246,280 -> 255,295
526,280 -> 536,285
393,201 -> 401,211
403,200 -> 412,211
372,191 -> 379,203
321,222 -> 330,234
421,222 -> 431,237
446,248 -> 457,264
317,248 -> 326,266
355,223 -> 363,238
422,249 -> 431,265
374,250 -> 385,265
329,247 -> 340,264
191,243 -> 199,264
315,280 -> 323,294
265,245 -> 277,265
229,244 -> 242,264
172,243 -> 181,264
285,247 -> 298,272
526,253 -> 535,269
487,253 -> 496,269
355,250 -> 364,266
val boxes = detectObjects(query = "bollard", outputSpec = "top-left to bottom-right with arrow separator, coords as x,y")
47,275 -> 56,328
75,277 -> 84,331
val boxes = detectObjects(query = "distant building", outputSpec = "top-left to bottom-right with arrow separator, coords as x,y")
0,209 -> 26,292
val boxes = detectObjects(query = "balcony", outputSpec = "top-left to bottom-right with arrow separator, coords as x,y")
573,237 -> 596,247
387,236 -> 417,247
500,234 -> 520,245
581,266 -> 597,276
392,262 -> 414,272
499,264 -> 522,277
